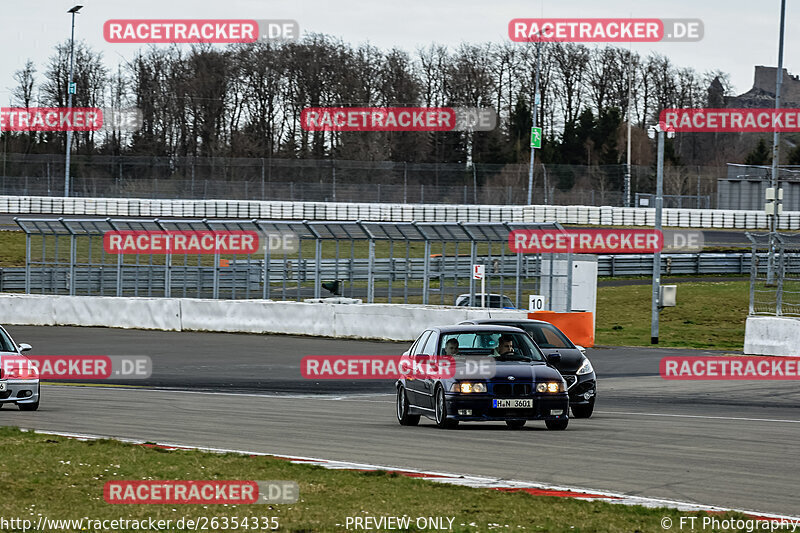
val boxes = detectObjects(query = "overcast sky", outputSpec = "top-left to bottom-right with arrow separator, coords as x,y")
1,0 -> 795,103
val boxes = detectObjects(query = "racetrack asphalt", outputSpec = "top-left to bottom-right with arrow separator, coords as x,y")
1,325 -> 798,516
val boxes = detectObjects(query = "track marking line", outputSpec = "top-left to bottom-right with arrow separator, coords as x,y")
20,428 -> 800,522
597,410 -> 800,424
43,385 -> 393,401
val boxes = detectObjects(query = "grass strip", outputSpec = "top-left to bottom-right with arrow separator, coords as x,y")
0,427 -> 759,532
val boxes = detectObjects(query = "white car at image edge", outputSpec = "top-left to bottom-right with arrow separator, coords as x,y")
0,325 -> 40,411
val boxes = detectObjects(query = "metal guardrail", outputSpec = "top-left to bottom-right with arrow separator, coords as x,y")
0,252 -> 769,296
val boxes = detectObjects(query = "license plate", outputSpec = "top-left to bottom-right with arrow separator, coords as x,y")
493,398 -> 533,408
0,382 -> 6,392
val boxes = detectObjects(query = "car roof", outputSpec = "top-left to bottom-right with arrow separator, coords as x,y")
456,293 -> 508,298
461,318 -> 552,326
429,324 -> 532,334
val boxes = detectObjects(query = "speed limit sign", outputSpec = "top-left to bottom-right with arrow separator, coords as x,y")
528,295 -> 545,311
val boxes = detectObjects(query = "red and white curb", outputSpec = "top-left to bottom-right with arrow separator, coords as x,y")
24,429 -> 799,523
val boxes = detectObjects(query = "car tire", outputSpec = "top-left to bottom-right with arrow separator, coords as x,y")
396,386 -> 420,426
18,385 -> 39,412
506,420 -> 526,429
545,418 -> 568,430
571,398 -> 594,419
434,386 -> 458,429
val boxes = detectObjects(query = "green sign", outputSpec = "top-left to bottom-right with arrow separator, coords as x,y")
530,127 -> 542,149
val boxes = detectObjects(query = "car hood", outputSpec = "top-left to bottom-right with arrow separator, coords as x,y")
491,362 -> 564,382
537,348 -> 584,374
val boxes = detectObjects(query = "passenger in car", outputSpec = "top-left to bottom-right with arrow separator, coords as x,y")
444,338 -> 460,356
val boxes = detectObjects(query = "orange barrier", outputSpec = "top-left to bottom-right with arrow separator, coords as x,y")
528,311 -> 594,348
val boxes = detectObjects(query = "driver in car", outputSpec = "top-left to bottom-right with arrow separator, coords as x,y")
492,334 -> 514,358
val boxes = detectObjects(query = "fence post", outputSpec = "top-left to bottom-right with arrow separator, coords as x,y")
422,240 -> 431,305
314,238 -> 322,299
776,239 -> 785,316
261,158 -> 265,201
24,229 -> 31,294
69,232 -> 76,296
746,233 -> 758,315
403,162 -> 408,203
368,238 -> 375,303
116,251 -> 123,297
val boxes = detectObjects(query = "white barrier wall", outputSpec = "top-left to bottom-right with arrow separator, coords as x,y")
744,316 -> 800,356
0,294 -> 528,341
0,294 -> 182,331
1,195 -> 795,230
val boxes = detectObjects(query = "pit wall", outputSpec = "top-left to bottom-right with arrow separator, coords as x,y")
0,293 -> 527,342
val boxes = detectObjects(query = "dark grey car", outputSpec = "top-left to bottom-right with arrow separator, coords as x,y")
459,318 -> 596,418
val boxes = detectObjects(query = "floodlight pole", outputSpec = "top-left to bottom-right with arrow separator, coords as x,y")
768,0 -> 787,283
64,5 -> 82,197
624,47 -> 633,207
651,129 -> 664,344
527,36 -> 542,205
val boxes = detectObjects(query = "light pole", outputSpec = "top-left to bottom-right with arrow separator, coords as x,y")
64,5 -> 82,198
649,124 -> 674,344
527,34 -> 542,205
624,47 -> 633,207
767,0 -> 787,283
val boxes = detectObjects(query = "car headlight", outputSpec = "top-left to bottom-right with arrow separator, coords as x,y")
536,382 -> 565,393
451,382 -> 487,393
576,358 -> 594,376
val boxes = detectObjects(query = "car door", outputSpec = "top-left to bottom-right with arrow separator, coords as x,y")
404,330 -> 431,408
416,331 -> 441,410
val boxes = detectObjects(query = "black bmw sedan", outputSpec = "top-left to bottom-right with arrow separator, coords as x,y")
396,325 -> 569,430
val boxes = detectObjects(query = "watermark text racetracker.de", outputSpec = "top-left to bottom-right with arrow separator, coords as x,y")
661,515 -> 800,531
509,18 -> 703,42
104,480 -> 298,504
302,355 -> 496,380
508,229 -> 704,254
1,355 -> 151,380
102,230 -> 298,255
661,356 -> 800,380
104,19 -> 299,43
0,107 -> 142,132
660,108 -> 800,132
301,107 -> 497,132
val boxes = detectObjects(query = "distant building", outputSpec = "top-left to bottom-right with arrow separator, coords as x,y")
715,67 -> 800,210
724,66 -> 800,108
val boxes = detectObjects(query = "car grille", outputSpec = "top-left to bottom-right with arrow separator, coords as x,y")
572,380 -> 595,396
492,383 -> 532,397
563,375 -> 577,389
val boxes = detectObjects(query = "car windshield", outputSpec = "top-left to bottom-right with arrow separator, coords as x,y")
0,328 -> 16,353
521,323 -> 575,349
439,331 -> 545,362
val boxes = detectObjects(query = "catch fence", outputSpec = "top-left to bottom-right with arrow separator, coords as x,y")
12,218 -> 578,310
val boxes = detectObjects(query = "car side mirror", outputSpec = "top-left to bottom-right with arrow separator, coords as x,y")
575,345 -> 586,355
18,343 -> 32,352
546,353 -> 561,365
